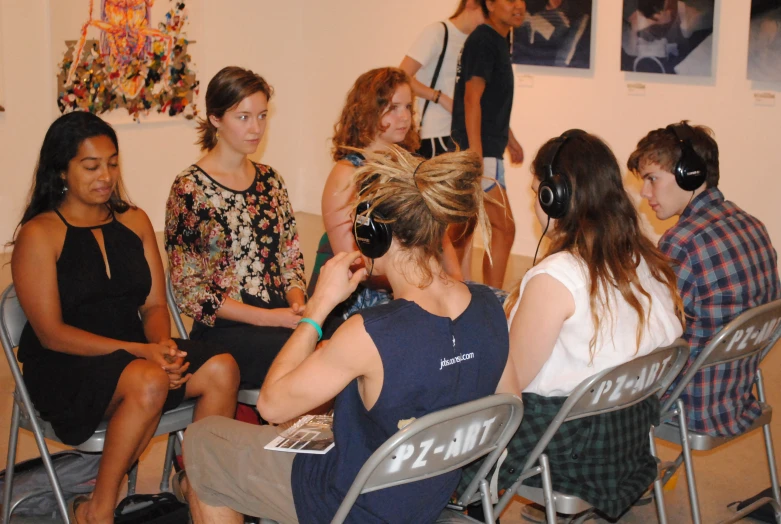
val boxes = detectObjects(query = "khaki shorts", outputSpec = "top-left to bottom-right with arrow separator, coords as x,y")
183,416 -> 299,523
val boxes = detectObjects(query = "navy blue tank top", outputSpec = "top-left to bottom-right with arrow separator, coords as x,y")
291,283 -> 508,523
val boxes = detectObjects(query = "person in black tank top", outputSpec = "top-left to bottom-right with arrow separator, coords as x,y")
11,112 -> 240,523
179,147 -> 509,523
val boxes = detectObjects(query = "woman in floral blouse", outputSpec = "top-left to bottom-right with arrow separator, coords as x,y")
165,66 -> 306,387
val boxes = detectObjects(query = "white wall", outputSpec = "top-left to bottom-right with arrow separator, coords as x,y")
1,0 -> 779,257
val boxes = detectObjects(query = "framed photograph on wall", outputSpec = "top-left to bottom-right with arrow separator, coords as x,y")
747,0 -> 781,83
512,0 -> 593,69
620,0 -> 715,76
49,0 -> 201,123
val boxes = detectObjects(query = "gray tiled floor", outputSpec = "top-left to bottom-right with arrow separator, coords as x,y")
0,213 -> 776,522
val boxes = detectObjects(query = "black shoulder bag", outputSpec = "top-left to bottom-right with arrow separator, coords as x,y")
114,493 -> 189,524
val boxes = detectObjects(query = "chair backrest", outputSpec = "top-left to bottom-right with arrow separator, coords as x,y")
0,285 -> 30,392
331,393 -> 524,524
520,339 -> 689,472
662,299 -> 781,413
1,285 -> 27,351
165,272 -> 189,340
0,284 -> 43,428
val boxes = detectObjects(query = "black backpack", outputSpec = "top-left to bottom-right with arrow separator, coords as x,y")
0,450 -> 100,517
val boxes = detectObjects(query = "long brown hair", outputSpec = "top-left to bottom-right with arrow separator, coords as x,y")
353,146 -> 489,286
10,112 -> 132,246
332,68 -> 420,161
506,131 -> 684,360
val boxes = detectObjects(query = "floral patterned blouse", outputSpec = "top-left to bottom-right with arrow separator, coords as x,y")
165,163 -> 306,327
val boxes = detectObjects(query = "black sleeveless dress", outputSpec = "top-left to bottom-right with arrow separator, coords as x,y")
18,210 -> 225,446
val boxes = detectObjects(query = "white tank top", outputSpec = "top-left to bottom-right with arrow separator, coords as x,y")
508,251 -> 683,396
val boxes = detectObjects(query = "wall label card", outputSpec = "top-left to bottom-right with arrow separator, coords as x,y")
627,82 -> 647,96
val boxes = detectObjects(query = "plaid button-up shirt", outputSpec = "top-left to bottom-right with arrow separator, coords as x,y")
660,188 -> 780,436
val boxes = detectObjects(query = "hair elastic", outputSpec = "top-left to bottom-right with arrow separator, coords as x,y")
412,159 -> 426,190
298,317 -> 323,341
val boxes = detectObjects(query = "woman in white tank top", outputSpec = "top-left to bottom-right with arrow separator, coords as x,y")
463,129 -> 685,520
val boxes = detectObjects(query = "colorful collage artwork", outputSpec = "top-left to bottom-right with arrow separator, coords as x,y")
53,0 -> 199,122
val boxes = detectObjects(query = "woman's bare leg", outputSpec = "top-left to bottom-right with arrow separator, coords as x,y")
483,185 -> 515,289
184,354 -> 239,420
449,219 -> 477,281
77,360 -> 170,524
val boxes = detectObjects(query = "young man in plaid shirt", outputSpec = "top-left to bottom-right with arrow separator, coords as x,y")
629,121 -> 780,437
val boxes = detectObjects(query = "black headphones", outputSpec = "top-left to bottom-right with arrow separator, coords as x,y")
667,123 -> 707,191
353,200 -> 392,259
538,129 -> 584,219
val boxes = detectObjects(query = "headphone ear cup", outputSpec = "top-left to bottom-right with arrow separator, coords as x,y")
538,173 -> 571,219
353,202 -> 393,259
674,146 -> 707,191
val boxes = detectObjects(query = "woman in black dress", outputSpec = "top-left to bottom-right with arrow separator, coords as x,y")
11,112 -> 240,524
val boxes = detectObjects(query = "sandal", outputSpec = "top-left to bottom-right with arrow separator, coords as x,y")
67,494 -> 90,524
171,469 -> 187,504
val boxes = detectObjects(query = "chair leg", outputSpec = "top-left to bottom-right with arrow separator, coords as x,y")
661,453 -> 684,486
649,428 -> 668,524
126,459 -> 139,496
2,402 -> 20,524
160,432 -> 177,492
539,454 -> 558,524
33,430 -> 69,522
756,371 -> 781,520
676,400 -> 701,524
479,478 -> 496,524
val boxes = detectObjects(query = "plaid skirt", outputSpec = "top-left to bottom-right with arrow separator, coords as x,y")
459,393 -> 660,519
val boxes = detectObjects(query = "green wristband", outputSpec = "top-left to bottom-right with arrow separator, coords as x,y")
298,317 -> 323,341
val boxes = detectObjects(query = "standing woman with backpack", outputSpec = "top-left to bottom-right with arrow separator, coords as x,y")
399,0 -> 485,159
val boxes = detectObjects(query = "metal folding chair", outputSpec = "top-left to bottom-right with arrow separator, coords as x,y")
0,284 -> 194,524
486,339 -> 689,524
330,393 -> 524,524
165,272 -> 260,405
654,298 -> 781,524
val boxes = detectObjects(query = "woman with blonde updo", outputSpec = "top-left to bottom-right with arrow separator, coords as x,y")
179,147 -> 510,523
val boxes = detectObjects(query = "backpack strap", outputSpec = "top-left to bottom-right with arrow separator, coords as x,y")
420,21 -> 449,128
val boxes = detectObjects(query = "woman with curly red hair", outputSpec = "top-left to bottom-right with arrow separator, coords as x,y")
310,67 -> 462,330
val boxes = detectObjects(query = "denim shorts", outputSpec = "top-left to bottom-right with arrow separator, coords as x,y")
481,157 -> 506,192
